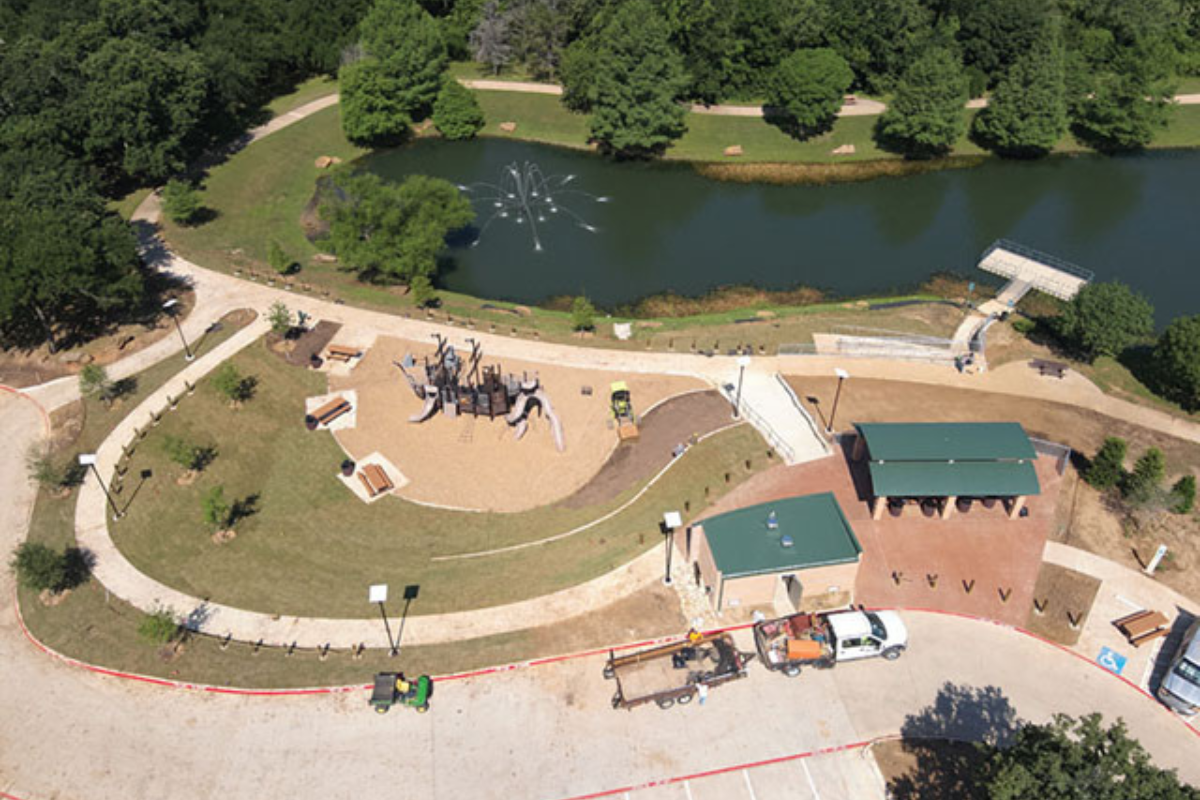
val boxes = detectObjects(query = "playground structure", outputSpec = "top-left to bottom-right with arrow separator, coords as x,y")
395,334 -> 565,452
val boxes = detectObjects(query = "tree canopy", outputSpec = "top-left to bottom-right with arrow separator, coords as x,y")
876,46 -> 968,158
979,713 -> 1199,800
319,171 -> 474,285
586,0 -> 689,158
433,79 -> 487,140
766,48 -> 854,139
1153,315 -> 1200,411
971,23 -> 1069,157
1055,281 -> 1155,362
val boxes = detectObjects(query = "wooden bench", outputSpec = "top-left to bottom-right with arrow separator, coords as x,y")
1030,358 -> 1068,379
357,464 -> 394,498
311,397 -> 351,426
1114,609 -> 1169,646
326,345 -> 361,363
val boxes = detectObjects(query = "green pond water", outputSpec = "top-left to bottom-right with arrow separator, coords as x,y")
366,139 -> 1199,325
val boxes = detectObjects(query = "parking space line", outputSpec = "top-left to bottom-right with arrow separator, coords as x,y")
741,769 -> 758,800
801,760 -> 821,800
683,780 -> 694,800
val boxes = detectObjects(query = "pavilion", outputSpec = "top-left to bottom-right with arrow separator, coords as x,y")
851,422 -> 1040,521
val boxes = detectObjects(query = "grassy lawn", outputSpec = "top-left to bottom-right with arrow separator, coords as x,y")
108,339 -> 770,618
1175,75 -> 1200,94
109,188 -> 154,220
265,75 -> 338,116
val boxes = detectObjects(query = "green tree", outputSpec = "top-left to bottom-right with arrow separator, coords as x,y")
9,542 -> 66,592
559,37 -> 601,112
1071,51 -> 1174,152
358,0 -> 447,117
571,296 -> 596,331
1085,436 -> 1127,490
211,363 -> 255,403
766,48 -> 854,140
875,46 -> 967,158
80,38 -> 208,184
161,435 -> 216,473
979,713 -> 1198,800
1122,446 -> 1166,504
268,241 -> 294,275
432,79 -> 486,140
0,165 -> 143,351
320,171 -> 474,284
25,445 -> 85,491
822,0 -> 930,93
410,274 -> 437,308
587,0 -> 689,158
268,301 -> 292,335
1153,315 -> 1200,411
955,0 -> 1052,85
202,485 -> 232,530
162,179 -> 202,225
138,607 -> 179,645
1171,475 -> 1196,514
339,60 -> 415,146
662,0 -> 742,104
971,24 -> 1067,157
79,364 -> 112,399
1054,281 -> 1154,362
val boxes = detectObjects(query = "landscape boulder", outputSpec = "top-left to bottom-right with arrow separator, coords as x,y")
723,145 -> 744,157
499,122 -> 518,133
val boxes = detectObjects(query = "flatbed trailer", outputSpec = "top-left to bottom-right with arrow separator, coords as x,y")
604,632 -> 753,710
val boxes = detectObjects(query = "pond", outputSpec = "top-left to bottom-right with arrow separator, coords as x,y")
365,139 -> 1200,325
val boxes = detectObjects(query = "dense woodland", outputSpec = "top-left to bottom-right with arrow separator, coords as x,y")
1,0 -> 1199,353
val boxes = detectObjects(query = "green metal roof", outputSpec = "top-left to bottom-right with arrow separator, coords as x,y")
700,492 -> 862,579
868,460 -> 1040,498
854,422 -> 1037,462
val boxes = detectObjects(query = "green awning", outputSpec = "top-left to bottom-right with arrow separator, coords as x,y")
700,492 -> 861,579
854,422 -> 1037,462
868,460 -> 1040,498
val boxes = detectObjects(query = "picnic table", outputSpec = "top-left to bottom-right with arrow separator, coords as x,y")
358,464 -> 395,498
326,345 -> 362,362
311,396 -> 351,426
1030,358 -> 1068,379
1115,609 -> 1170,647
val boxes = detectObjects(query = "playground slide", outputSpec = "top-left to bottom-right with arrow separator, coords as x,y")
408,387 -> 439,423
505,392 -> 532,425
533,389 -> 566,452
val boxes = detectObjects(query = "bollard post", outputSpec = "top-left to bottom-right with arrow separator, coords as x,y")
219,633 -> 231,650
1067,611 -> 1082,629
926,573 -> 938,589
1033,598 -> 1047,615
891,571 -> 903,586
998,587 -> 1012,603
963,579 -> 975,594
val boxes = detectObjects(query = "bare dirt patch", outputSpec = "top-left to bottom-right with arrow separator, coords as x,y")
1024,562 -> 1101,646
559,390 -> 734,509
875,738 -> 988,800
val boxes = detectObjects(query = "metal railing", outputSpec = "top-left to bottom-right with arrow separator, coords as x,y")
720,382 -> 797,464
774,373 -> 832,454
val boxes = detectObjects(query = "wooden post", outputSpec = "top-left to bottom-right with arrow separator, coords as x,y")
1007,495 -> 1027,520
872,495 -> 888,520
941,496 -> 957,520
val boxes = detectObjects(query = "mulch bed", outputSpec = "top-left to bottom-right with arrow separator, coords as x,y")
284,320 -> 341,367
1024,562 -> 1101,646
557,389 -> 734,510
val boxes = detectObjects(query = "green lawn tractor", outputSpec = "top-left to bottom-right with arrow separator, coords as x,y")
370,672 -> 432,714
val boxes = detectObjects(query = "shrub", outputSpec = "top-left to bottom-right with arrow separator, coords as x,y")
26,446 -> 85,490
162,179 -> 202,225
1054,281 -> 1154,363
202,486 -> 232,530
1122,446 -> 1166,504
9,543 -> 90,593
410,275 -> 437,308
571,296 -> 596,331
268,301 -> 292,335
432,79 -> 485,140
1171,475 -> 1196,514
1011,317 -> 1037,336
1085,437 -> 1126,490
9,542 -> 66,591
138,607 -> 179,645
161,435 -> 215,472
1152,315 -> 1200,411
211,363 -> 254,403
79,363 -> 111,398
267,241 -> 295,276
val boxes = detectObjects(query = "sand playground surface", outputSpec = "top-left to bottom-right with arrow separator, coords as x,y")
328,336 -> 706,512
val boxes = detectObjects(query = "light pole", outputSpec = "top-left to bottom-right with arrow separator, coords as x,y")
733,355 -> 751,418
369,583 -> 398,656
79,453 -> 122,521
661,511 -> 682,585
827,368 -> 850,434
163,299 -> 194,361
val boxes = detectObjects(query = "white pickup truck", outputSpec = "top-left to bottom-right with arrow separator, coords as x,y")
754,608 -> 909,677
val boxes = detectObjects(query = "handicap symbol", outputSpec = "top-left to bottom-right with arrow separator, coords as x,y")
1097,646 -> 1127,675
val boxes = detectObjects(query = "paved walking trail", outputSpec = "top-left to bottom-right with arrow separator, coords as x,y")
5,83 -> 1200,800
459,78 -> 1200,118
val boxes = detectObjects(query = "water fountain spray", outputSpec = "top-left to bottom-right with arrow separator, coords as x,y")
458,161 -> 609,252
